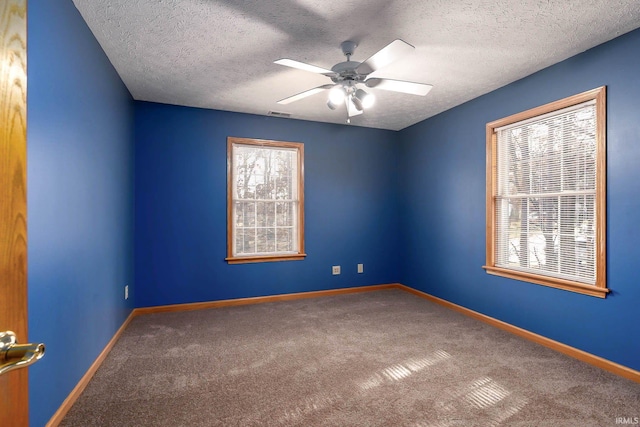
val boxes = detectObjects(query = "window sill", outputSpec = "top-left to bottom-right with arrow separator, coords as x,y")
226,254 -> 307,264
482,265 -> 608,298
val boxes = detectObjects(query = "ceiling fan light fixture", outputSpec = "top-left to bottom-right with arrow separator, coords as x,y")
355,89 -> 375,109
327,99 -> 338,110
328,85 -> 346,105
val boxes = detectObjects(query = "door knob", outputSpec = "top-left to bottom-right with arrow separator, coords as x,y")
0,331 -> 45,376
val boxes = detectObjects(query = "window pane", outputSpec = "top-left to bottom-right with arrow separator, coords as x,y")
235,228 -> 244,254
276,202 -> 293,226
234,202 -> 245,227
276,228 -> 293,252
495,198 -> 521,267
256,202 -> 275,227
245,202 -> 255,226
256,228 -> 276,253
235,201 -> 256,227
526,197 -> 558,272
238,228 -> 256,255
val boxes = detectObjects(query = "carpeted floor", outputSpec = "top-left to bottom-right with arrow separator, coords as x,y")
60,289 -> 639,426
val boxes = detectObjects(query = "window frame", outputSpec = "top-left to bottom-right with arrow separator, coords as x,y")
483,87 -> 607,297
226,137 -> 306,264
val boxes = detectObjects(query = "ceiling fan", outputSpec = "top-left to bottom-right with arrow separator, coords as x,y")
275,40 -> 433,122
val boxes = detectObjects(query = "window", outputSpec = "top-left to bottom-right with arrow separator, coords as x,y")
484,87 -> 607,297
226,137 -> 305,264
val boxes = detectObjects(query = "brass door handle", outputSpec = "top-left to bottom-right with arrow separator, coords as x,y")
0,331 -> 45,376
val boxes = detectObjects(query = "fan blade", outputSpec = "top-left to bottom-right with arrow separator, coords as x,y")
275,59 -> 336,75
277,84 -> 334,105
347,98 -> 363,117
355,39 -> 415,75
365,78 -> 433,96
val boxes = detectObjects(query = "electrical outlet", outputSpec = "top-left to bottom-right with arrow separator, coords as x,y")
332,265 -> 341,275
357,264 -> 364,274
125,285 -> 129,300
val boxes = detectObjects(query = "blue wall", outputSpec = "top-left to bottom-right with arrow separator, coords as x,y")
25,3 -> 640,424
134,103 -> 400,307
27,1 -> 134,425
398,28 -> 640,371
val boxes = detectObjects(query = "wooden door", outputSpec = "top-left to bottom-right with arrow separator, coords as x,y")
0,0 -> 29,425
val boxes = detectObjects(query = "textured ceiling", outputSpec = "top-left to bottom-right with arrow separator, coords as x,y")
72,0 -> 640,131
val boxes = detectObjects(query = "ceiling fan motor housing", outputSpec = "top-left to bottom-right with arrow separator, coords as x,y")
330,62 -> 366,84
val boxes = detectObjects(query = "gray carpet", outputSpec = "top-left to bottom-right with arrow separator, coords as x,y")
60,289 -> 639,426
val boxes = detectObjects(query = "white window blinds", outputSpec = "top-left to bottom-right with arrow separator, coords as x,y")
495,100 -> 597,285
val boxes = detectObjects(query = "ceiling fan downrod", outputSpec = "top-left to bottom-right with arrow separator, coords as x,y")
340,40 -> 358,61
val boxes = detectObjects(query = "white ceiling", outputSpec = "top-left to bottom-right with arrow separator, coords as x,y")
72,0 -> 640,131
